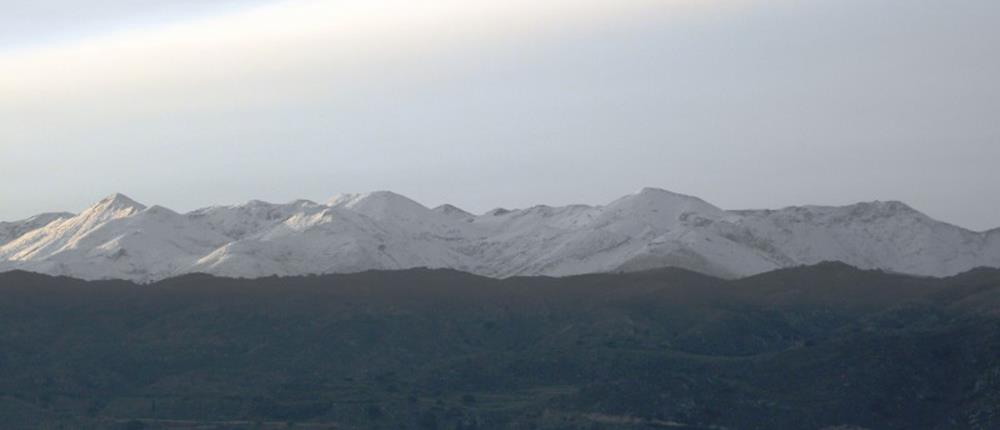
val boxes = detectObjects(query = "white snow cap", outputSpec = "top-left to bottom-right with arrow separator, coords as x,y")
1,189 -> 998,281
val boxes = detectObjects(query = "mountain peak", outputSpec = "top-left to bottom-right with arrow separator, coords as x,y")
433,204 -> 473,219
326,191 -> 434,224
846,200 -> 923,220
91,193 -> 146,212
627,187 -> 718,206
142,205 -> 179,217
328,191 -> 426,209
636,186 -> 687,196
245,199 -> 272,207
99,193 -> 145,208
607,187 -> 723,217
75,193 -> 147,222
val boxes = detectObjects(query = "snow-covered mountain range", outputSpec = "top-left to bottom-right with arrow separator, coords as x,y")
2,188 -> 998,281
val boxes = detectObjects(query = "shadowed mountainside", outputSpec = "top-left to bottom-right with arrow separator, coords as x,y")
0,263 -> 998,429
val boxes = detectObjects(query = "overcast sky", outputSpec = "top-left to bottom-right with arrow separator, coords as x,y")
2,0 -> 998,231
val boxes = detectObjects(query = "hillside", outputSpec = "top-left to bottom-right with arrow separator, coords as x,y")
0,264 -> 998,429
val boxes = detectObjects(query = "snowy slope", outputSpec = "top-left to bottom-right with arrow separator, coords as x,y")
328,191 -> 472,240
727,202 -> 996,277
187,199 -> 326,240
0,194 -> 230,281
190,203 -> 469,278
1,189 -> 997,281
461,188 -> 775,278
0,212 -> 74,247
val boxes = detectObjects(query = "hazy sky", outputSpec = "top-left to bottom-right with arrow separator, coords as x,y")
2,0 -> 998,231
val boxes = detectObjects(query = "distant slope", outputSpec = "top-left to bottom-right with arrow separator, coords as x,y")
1,188 -> 998,281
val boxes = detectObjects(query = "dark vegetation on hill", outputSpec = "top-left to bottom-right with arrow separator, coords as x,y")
0,263 -> 998,429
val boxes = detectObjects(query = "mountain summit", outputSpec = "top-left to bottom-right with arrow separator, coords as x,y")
83,193 -> 147,220
1,189 -> 998,281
